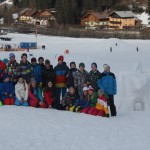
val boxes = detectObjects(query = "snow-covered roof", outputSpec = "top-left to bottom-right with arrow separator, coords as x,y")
113,11 -> 135,18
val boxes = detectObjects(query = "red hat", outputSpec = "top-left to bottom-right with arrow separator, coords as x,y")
58,55 -> 64,62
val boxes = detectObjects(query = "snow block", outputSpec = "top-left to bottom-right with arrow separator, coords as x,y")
117,63 -> 150,111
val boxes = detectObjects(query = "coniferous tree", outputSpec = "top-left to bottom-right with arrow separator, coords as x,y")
148,0 -> 150,15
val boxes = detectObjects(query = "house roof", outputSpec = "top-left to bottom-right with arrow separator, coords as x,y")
111,11 -> 135,18
32,9 -> 55,18
82,12 -> 110,20
20,9 -> 36,17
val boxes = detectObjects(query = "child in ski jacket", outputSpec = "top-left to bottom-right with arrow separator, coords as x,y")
28,78 -> 46,108
70,86 -> 90,112
15,76 -> 28,106
89,89 -> 109,117
7,53 -> 19,84
43,81 -> 55,108
0,60 -> 6,83
61,87 -> 78,110
82,86 -> 98,114
1,74 -> 15,105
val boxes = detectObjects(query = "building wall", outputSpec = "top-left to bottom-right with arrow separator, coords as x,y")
81,14 -> 99,28
109,17 -> 135,29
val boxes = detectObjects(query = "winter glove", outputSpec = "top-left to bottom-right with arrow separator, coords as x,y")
39,82 -> 42,88
0,101 -> 3,106
105,114 -> 109,118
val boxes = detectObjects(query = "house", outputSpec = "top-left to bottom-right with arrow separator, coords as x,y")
32,9 -> 56,26
81,12 -> 110,30
19,8 -> 36,24
109,11 -> 135,29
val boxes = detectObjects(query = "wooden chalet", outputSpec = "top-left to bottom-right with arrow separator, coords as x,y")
109,11 -> 135,29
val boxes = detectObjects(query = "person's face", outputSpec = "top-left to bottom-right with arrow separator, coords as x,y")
39,59 -> 44,64
19,78 -> 24,84
88,90 -> 93,95
104,67 -> 110,72
45,63 -> 50,68
91,65 -> 97,71
98,91 -> 103,97
83,90 -> 88,96
58,60 -> 63,64
69,88 -> 75,94
79,66 -> 84,72
10,56 -> 15,62
71,64 -> 76,69
32,61 -> 36,65
48,82 -> 53,88
22,56 -> 27,62
32,82 -> 36,87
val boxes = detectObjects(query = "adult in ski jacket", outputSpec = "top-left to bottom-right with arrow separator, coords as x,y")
54,55 -> 69,105
97,64 -> 117,116
87,63 -> 101,91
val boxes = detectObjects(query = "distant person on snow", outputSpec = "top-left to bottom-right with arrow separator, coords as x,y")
137,46 -> 139,52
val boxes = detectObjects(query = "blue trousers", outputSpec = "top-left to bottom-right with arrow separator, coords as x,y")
15,98 -> 29,106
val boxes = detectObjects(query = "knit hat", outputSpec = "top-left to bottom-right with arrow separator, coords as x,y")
91,62 -> 97,68
31,57 -> 37,63
83,87 -> 89,91
3,73 -> 9,81
9,53 -> 15,59
45,59 -> 50,64
79,62 -> 85,68
88,86 -> 94,92
70,61 -> 76,67
103,64 -> 110,70
21,53 -> 27,58
58,55 -> 64,62
30,78 -> 36,83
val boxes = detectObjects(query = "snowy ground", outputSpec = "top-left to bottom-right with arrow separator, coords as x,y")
0,33 -> 150,150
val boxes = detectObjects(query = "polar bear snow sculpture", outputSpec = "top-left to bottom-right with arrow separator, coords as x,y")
117,63 -> 150,111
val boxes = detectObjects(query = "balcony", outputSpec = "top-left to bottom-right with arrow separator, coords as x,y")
110,21 -> 121,24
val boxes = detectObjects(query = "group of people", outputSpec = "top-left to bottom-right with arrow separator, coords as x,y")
0,52 -> 117,117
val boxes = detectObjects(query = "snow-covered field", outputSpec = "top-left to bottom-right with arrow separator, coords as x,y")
0,33 -> 150,150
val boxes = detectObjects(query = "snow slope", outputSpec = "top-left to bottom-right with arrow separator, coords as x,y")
0,33 -> 150,150
0,106 -> 150,150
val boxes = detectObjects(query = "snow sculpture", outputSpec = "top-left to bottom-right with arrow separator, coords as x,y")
117,63 -> 150,111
